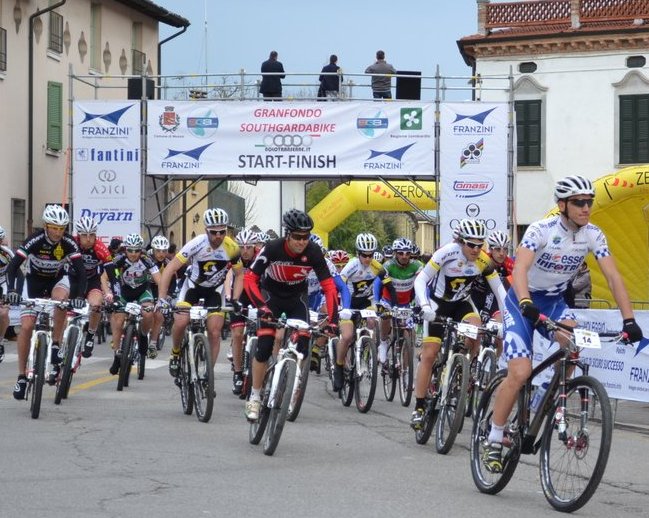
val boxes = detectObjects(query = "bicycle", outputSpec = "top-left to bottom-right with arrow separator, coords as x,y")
339,308 -> 379,413
239,307 -> 258,401
113,301 -> 153,391
465,319 -> 501,419
382,306 -> 416,407
470,315 -> 622,512
54,303 -> 90,405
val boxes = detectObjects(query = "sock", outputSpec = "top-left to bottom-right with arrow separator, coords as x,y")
250,388 -> 261,401
415,397 -> 426,410
488,422 -> 505,444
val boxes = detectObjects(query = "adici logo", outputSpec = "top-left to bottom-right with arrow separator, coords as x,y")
451,107 -> 497,136
364,143 -> 415,170
460,138 -> 484,167
452,174 -> 494,198
161,142 -> 214,169
79,105 -> 135,137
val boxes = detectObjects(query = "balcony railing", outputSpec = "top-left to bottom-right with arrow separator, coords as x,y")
49,11 -> 63,54
132,49 -> 146,75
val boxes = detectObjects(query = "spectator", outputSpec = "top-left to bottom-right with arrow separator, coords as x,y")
365,50 -> 396,99
319,54 -> 342,100
260,50 -> 285,100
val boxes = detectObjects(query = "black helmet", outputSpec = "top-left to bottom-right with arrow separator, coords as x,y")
282,209 -> 314,232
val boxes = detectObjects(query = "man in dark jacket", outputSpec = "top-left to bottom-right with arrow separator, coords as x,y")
260,50 -> 285,100
319,54 -> 342,100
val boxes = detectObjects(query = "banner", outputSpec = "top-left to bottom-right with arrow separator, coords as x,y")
439,103 -> 508,244
146,101 -> 434,178
72,101 -> 141,242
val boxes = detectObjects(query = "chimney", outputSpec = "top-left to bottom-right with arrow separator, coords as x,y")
477,0 -> 490,36
571,0 -> 581,29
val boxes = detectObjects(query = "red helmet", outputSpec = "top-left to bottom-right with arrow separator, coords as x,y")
329,249 -> 350,265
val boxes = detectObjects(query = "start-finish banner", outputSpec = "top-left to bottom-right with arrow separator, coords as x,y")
72,101 -> 141,243
146,101 -> 434,178
439,102 -> 508,244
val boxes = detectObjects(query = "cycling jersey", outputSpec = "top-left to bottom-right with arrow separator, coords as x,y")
148,252 -> 174,298
341,257 -> 394,308
176,234 -> 242,289
308,257 -> 350,311
471,254 -> 514,321
375,258 -> 423,306
0,245 -> 15,285
105,253 -> 159,291
72,237 -> 112,279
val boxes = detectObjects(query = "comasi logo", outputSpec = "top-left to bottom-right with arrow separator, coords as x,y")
451,107 -> 497,135
79,105 -> 135,137
161,143 -> 214,169
364,143 -> 414,170
357,109 -> 389,138
452,174 -> 494,198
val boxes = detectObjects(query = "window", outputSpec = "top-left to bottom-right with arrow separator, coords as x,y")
90,3 -> 101,71
0,27 -> 6,72
515,100 -> 542,166
11,198 -> 26,247
619,94 -> 649,164
519,62 -> 537,73
48,11 -> 63,53
47,81 -> 63,151
132,49 -> 145,75
626,56 -> 646,68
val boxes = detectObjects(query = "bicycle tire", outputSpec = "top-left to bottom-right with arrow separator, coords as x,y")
354,336 -> 377,413
471,349 -> 497,419
179,339 -> 194,415
264,360 -> 297,456
117,324 -> 135,391
539,375 -> 612,513
192,334 -> 214,423
55,326 -> 79,405
415,363 -> 442,445
156,326 -> 166,351
287,347 -> 311,422
435,353 -> 469,454
240,337 -> 257,401
30,334 -> 48,419
398,334 -> 414,407
382,342 -> 397,401
470,369 -> 522,494
137,341 -> 146,380
340,342 -> 355,407
249,367 -> 272,445
325,337 -> 338,391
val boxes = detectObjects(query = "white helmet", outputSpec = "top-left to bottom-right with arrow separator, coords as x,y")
309,233 -> 326,253
236,228 -> 258,245
0,225 -> 5,241
392,237 -> 413,252
203,208 -> 229,227
124,233 -> 144,249
487,230 -> 510,249
256,231 -> 271,243
456,219 -> 487,241
373,251 -> 384,262
74,216 -> 98,234
554,175 -> 594,202
355,233 -> 378,253
43,204 -> 69,226
151,235 -> 170,251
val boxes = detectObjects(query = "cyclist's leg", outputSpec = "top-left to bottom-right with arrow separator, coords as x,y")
229,315 -> 245,393
138,295 -> 155,355
203,288 -> 225,369
0,302 -> 8,362
412,314 -> 444,426
378,299 -> 392,363
51,279 -> 70,360
83,283 -> 103,357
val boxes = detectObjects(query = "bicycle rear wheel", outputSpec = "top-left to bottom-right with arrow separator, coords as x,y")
178,339 -> 194,415
539,375 -> 612,513
287,347 -> 310,422
249,367 -> 272,445
325,337 -> 337,390
55,326 -> 79,405
469,349 -> 497,419
30,335 -> 48,419
398,334 -> 414,407
117,325 -> 134,391
240,337 -> 257,401
435,353 -> 469,454
382,342 -> 397,401
192,334 -> 214,423
137,343 -> 146,380
340,342 -> 355,407
470,370 -> 522,494
354,336 -> 377,413
264,360 -> 297,456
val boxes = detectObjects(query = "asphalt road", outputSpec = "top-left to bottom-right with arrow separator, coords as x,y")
0,341 -> 647,518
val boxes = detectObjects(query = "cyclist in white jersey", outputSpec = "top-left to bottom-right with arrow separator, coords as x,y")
482,175 -> 643,473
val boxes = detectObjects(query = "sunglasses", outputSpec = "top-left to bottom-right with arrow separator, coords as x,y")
359,252 -> 373,258
241,244 -> 256,249
126,247 -> 141,253
290,233 -> 310,242
568,198 -> 594,208
208,229 -> 227,236
396,251 -> 410,256
490,247 -> 506,252
463,241 -> 484,249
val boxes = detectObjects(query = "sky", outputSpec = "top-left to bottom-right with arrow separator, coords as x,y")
154,0 -> 492,99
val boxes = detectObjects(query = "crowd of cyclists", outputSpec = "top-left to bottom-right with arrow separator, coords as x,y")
0,174 -> 644,478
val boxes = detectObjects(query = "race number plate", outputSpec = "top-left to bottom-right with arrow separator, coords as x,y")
573,328 -> 601,349
190,307 -> 208,320
457,322 -> 479,340
125,302 -> 141,316
360,309 -> 377,319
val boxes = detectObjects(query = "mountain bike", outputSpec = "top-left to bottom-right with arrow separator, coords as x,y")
465,319 -> 501,419
382,306 -> 415,406
114,302 -> 153,391
239,307 -> 258,401
470,316 -> 622,512
54,304 -> 90,404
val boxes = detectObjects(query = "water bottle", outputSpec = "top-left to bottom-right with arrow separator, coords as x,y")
530,382 -> 549,413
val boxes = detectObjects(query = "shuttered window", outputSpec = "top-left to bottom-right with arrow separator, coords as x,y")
620,95 -> 649,164
47,81 -> 63,151
515,100 -> 542,166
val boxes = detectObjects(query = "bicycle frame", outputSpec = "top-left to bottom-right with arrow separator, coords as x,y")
353,309 -> 377,376
25,298 -> 64,384
184,305 -> 210,386
62,308 -> 88,373
269,318 -> 310,407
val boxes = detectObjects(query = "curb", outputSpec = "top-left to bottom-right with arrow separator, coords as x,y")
614,421 -> 649,435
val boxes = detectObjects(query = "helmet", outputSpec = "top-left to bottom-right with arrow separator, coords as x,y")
0,225 -> 6,241
124,233 -> 144,249
456,219 -> 487,241
282,209 -> 314,232
355,233 -> 378,253
554,175 -> 594,201
411,244 -> 421,256
487,230 -> 510,249
236,228 -> 258,246
256,231 -> 271,243
151,235 -> 170,251
74,216 -> 98,234
43,204 -> 69,226
203,208 -> 229,227
329,249 -> 350,265
392,237 -> 413,252
382,245 -> 394,258
373,251 -> 384,262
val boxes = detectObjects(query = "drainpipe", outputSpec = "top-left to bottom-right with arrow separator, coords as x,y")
157,25 -> 187,99
28,0 -> 67,233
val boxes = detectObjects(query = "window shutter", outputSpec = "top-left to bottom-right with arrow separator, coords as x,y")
515,100 -> 541,166
47,81 -> 63,151
620,95 -> 649,164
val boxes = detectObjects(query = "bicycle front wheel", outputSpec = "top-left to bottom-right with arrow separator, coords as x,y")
382,342 -> 397,401
539,375 -> 612,513
354,336 -> 377,413
249,367 -> 272,445
55,326 -> 79,405
340,342 -> 355,407
192,334 -> 214,423
435,353 -> 469,454
264,360 -> 297,456
287,347 -> 311,422
117,325 -> 135,391
179,339 -> 194,415
470,349 -> 497,419
240,337 -> 257,401
398,334 -> 414,407
30,335 -> 48,419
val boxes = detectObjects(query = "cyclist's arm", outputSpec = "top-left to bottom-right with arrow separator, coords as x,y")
597,254 -> 635,320
5,252 -> 26,292
414,262 -> 437,308
150,270 -> 162,287
223,268 -> 234,300
69,255 -> 87,298
319,277 -> 339,325
231,264 -> 244,301
334,273 -> 351,308
511,246 -> 535,302
158,256 -> 183,300
485,271 -> 506,313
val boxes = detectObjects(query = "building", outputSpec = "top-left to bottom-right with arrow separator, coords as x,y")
458,0 -> 649,227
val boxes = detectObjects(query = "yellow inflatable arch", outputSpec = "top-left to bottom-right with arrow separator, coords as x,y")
309,180 -> 437,245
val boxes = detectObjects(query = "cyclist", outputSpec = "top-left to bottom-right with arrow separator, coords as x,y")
158,208 -> 243,377
104,233 -> 161,376
329,249 -> 350,273
5,205 -> 86,399
334,233 -> 396,391
410,219 -> 506,428
224,228 -> 259,395
69,216 -> 113,358
373,237 -> 424,365
381,244 -> 394,264
147,235 -> 172,358
0,225 -> 23,363
373,251 -> 384,263
482,175 -> 643,473
243,209 -> 339,421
